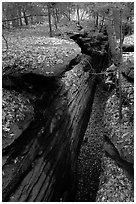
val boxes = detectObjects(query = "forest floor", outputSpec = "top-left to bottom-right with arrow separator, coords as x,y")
2,25 -> 134,202
75,81 -> 110,201
2,24 -> 81,78
75,68 -> 134,202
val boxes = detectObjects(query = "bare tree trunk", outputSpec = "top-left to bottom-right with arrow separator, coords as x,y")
77,5 -> 80,24
118,12 -> 123,123
81,10 -> 86,21
68,8 -> 71,21
23,10 -> 28,26
53,8 -> 58,29
18,9 -> 23,26
99,16 -> 105,32
55,8 -> 59,23
47,3 -> 53,37
95,13 -> 99,27
19,18 -> 23,26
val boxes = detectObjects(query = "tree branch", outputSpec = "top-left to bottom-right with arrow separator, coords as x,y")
2,14 -> 46,23
2,33 -> 8,53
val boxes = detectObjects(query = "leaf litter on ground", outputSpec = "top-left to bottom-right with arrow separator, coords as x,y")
2,35 -> 81,76
2,89 -> 34,150
96,51 -> 134,202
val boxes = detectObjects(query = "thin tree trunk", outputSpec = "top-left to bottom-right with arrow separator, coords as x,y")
23,11 -> 28,26
99,16 -> 105,32
93,14 -> 95,26
19,18 -> 23,26
53,8 -> 57,29
18,9 -> 23,26
118,11 -> 123,123
68,8 -> 71,21
55,8 -> 59,23
95,13 -> 99,27
81,10 -> 86,21
101,16 -> 105,27
47,3 -> 53,37
77,6 -> 80,24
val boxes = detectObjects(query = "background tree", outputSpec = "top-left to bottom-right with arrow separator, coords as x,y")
2,2 -> 134,38
47,3 -> 53,37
